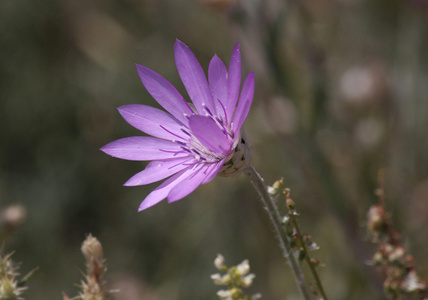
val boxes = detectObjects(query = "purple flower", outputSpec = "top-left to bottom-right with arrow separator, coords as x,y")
101,40 -> 254,211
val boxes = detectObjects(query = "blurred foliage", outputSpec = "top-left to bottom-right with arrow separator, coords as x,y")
1,0 -> 428,299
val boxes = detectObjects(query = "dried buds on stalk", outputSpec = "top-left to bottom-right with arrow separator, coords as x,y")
367,202 -> 427,298
269,179 -> 328,300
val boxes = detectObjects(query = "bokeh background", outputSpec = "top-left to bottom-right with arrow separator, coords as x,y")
1,0 -> 428,299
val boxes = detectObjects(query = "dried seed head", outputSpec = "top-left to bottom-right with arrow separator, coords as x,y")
0,252 -> 27,300
0,205 -> 26,228
81,234 -> 104,272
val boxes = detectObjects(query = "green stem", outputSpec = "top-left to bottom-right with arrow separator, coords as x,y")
245,166 -> 312,300
288,207 -> 329,300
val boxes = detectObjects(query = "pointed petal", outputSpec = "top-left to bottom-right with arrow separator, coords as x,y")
202,159 -> 225,184
138,166 -> 194,211
226,43 -> 241,122
208,55 -> 228,119
232,72 -> 254,133
100,137 -> 187,161
189,115 -> 230,155
174,39 -> 215,115
118,104 -> 186,140
167,165 -> 211,203
136,64 -> 193,125
124,157 -> 191,186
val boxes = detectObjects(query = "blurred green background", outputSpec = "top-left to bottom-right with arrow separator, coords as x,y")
1,0 -> 428,299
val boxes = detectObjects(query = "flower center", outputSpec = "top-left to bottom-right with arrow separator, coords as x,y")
175,126 -> 232,164
189,134 -> 226,162
168,103 -> 238,164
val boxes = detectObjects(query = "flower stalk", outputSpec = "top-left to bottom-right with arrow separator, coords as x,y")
245,166 -> 312,300
285,194 -> 328,300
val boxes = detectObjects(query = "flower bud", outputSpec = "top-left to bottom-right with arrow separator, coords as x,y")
286,198 -> 295,210
211,273 -> 225,285
214,254 -> 226,270
217,289 -> 233,299
310,258 -> 320,267
388,246 -> 404,263
241,273 -> 255,287
268,179 -> 284,196
236,259 -> 250,276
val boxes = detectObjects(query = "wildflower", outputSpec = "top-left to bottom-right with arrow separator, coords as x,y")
101,40 -> 254,211
211,254 -> 261,300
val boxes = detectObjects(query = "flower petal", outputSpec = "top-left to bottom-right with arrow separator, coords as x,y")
226,43 -> 241,123
202,158 -> 225,184
167,165 -> 212,203
100,136 -> 187,161
174,39 -> 215,115
232,72 -> 255,133
124,157 -> 192,186
208,55 -> 228,119
136,64 -> 193,125
138,166 -> 194,211
118,104 -> 185,140
189,115 -> 230,155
